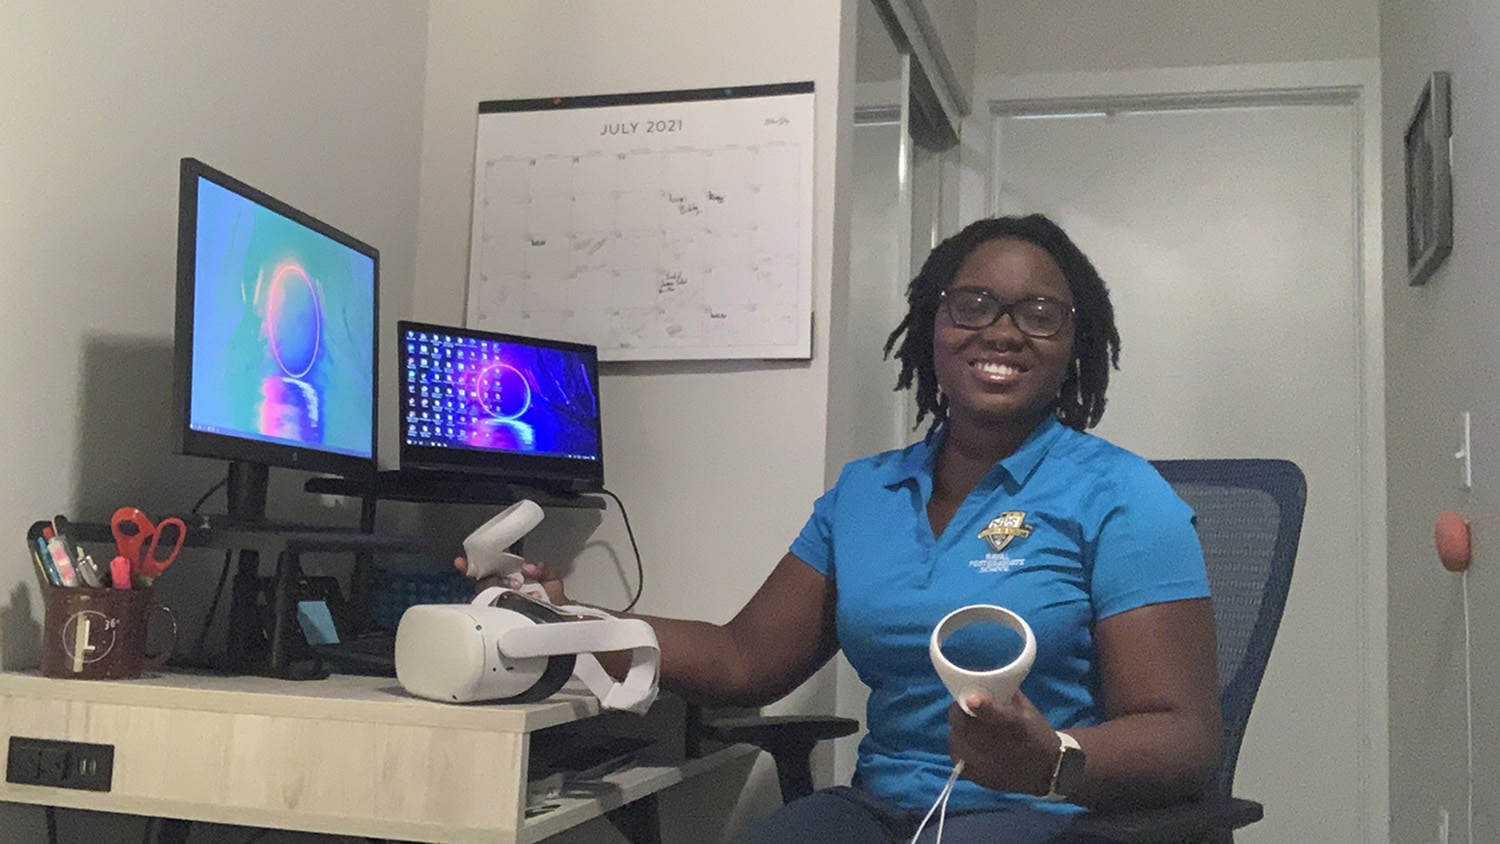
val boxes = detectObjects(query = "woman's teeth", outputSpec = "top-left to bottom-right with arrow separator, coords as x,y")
974,361 -> 1020,377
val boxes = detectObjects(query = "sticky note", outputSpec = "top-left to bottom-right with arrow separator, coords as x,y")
296,600 -> 340,645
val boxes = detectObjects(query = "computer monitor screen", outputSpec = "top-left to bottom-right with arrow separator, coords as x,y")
399,320 -> 603,491
173,158 -> 378,478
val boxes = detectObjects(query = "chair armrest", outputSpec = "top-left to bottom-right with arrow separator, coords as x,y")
689,712 -> 859,802
696,714 -> 860,748
1062,794 -> 1263,844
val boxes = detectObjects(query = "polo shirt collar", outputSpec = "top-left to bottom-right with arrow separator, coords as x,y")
884,414 -> 1067,491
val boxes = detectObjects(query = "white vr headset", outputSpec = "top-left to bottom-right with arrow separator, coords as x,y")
395,586 -> 660,713
394,500 -> 660,713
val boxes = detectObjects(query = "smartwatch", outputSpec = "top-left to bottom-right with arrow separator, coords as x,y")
1043,731 -> 1085,801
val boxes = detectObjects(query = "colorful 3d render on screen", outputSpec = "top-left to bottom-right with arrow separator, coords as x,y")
405,328 -> 600,461
189,178 -> 375,458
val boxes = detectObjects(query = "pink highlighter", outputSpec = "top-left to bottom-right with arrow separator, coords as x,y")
110,555 -> 133,590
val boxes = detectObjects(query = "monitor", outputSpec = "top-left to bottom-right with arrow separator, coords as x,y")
173,157 -> 379,492
398,320 -> 603,492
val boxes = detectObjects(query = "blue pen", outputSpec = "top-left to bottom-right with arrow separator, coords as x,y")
35,536 -> 62,586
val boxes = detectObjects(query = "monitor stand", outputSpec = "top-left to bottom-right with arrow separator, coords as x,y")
217,461 -> 325,679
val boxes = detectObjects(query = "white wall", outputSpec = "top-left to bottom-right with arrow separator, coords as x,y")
0,2 -> 427,841
976,0 -> 1377,76
1380,5 -> 1500,844
415,2 -> 854,839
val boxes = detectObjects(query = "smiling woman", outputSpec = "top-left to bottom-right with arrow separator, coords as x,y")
483,213 -> 1221,843
885,215 -> 1122,440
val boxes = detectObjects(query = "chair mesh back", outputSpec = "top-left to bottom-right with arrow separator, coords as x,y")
1150,459 -> 1305,797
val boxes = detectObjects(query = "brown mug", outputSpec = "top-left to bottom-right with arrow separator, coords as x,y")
41,587 -> 177,679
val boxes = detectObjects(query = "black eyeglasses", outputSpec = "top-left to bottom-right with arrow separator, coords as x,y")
939,288 -> 1074,338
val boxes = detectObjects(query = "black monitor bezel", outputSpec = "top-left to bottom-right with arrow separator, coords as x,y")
397,319 -> 605,492
173,157 -> 379,479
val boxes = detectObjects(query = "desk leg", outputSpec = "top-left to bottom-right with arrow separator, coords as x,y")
606,793 -> 661,844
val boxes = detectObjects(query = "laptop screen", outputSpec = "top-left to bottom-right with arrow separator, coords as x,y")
398,320 -> 603,491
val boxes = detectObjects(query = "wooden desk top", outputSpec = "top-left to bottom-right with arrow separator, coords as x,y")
0,670 -> 599,734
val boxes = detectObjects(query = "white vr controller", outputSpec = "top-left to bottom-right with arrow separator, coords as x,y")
929,604 -> 1036,716
395,586 -> 660,713
462,500 -> 548,599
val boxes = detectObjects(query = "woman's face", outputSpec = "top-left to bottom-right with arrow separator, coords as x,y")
932,237 -> 1075,434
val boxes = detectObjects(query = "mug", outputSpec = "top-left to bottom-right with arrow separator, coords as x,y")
41,587 -> 177,679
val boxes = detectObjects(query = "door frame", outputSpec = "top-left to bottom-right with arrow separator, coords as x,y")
958,60 -> 1387,843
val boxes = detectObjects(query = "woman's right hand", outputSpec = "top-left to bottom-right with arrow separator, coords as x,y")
453,557 -> 571,606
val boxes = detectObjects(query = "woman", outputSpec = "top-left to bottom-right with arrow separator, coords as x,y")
466,214 -> 1220,843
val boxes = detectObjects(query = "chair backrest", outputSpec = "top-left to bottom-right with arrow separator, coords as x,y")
1150,459 -> 1306,797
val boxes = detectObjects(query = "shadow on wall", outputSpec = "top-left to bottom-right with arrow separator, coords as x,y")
72,336 -> 225,521
1,583 -> 42,670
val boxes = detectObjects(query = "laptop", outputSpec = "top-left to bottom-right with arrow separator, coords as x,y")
365,320 -> 606,497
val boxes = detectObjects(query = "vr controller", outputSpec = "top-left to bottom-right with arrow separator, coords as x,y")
929,604 -> 1036,716
462,500 -> 547,598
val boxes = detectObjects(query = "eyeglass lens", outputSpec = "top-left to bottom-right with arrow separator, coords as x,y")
944,289 -> 1070,337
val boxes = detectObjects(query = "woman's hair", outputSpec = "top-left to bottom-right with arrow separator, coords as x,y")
883,214 -> 1121,434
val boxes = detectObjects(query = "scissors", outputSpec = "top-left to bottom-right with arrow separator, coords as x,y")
110,507 -> 186,584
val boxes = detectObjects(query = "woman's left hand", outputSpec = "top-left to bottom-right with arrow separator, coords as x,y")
947,690 -> 1060,796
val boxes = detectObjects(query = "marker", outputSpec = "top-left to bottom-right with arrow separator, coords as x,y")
110,555 -> 133,590
28,521 -> 60,587
42,527 -> 78,587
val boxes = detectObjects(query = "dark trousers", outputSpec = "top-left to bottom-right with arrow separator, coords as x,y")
725,786 -> 1073,844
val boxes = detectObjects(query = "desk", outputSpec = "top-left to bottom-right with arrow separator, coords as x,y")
0,671 -> 754,843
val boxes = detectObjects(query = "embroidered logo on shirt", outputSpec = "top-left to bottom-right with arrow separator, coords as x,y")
978,511 -> 1034,553
970,553 -> 1026,573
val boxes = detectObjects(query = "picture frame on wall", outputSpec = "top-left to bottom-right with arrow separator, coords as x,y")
1405,71 -> 1452,286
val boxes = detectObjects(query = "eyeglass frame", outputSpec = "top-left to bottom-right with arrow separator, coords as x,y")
938,287 -> 1076,338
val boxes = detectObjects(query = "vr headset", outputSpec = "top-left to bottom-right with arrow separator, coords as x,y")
394,586 -> 660,714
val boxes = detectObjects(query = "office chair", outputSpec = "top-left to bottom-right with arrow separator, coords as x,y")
693,458 -> 1305,844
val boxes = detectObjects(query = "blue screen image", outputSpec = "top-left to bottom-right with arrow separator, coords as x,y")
403,328 -> 600,462
188,178 -> 376,459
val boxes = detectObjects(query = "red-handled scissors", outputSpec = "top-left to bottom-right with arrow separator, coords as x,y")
110,507 -> 186,583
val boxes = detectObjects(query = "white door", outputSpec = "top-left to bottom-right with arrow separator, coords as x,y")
983,96 -> 1372,843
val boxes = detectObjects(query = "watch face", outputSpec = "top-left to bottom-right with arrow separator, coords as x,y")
1055,745 -> 1086,795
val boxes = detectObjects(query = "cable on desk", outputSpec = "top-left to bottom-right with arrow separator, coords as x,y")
188,476 -> 228,516
600,487 -> 644,614
189,550 -> 234,663
188,484 -> 235,663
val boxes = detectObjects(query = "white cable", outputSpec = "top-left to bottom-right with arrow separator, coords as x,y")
909,760 -> 963,844
1462,570 -> 1473,844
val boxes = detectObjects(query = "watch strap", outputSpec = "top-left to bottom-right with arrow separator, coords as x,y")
1043,730 -> 1084,801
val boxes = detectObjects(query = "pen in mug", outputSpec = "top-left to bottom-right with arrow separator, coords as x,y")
28,522 -> 61,587
75,553 -> 103,588
41,527 -> 79,587
27,536 -> 54,589
110,556 -> 133,590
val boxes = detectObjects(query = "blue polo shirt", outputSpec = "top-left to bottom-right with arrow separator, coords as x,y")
790,416 -> 1209,814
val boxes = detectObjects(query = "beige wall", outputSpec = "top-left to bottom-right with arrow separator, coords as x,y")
1381,4 -> 1500,844
0,2 -> 427,841
415,2 -> 854,839
976,0 -> 1377,76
